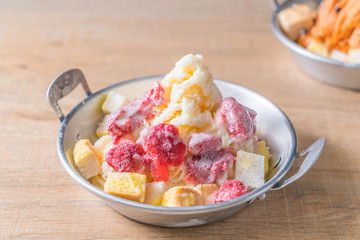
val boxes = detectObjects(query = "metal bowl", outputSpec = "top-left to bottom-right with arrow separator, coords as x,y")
271,0 -> 360,90
47,69 -> 326,227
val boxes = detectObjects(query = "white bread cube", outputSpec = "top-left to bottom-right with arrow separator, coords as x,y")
102,91 -> 129,114
349,49 -> 360,64
104,172 -> 146,202
93,134 -> 113,162
329,49 -> 349,62
278,4 -> 314,41
235,150 -> 264,189
144,181 -> 173,205
96,115 -> 110,138
73,139 -> 102,179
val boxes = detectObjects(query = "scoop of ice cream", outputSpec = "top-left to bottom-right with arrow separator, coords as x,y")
151,54 -> 222,137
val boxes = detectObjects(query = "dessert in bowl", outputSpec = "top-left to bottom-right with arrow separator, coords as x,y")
47,54 -> 326,227
272,0 -> 360,89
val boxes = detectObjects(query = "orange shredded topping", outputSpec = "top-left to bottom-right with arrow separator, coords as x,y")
298,0 -> 360,53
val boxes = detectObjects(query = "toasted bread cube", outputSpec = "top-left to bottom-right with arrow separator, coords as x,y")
235,150 -> 264,189
278,4 -> 313,41
349,49 -> 360,64
254,141 -> 270,175
96,115 -> 110,138
89,174 -> 105,190
144,181 -> 173,205
104,172 -> 146,202
73,139 -> 101,179
307,39 -> 329,57
102,91 -> 129,114
161,186 -> 202,207
194,184 -> 219,204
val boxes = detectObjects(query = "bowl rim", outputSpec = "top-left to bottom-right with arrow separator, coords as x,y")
57,75 -> 297,214
271,0 -> 360,69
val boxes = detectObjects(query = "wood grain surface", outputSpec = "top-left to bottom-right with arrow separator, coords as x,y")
0,0 -> 359,239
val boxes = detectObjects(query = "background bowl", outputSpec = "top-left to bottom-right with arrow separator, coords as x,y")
47,69 -> 326,227
271,0 -> 360,90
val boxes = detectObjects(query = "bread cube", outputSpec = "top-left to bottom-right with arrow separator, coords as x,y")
235,150 -> 264,189
278,4 -> 314,41
93,135 -> 113,162
89,174 -> 105,190
161,186 -> 202,207
73,139 -> 102,179
349,49 -> 360,64
307,39 -> 329,57
96,115 -> 110,138
102,91 -> 129,114
144,181 -> 173,205
104,172 -> 146,202
194,184 -> 219,204
254,141 -> 270,175
329,49 -> 349,62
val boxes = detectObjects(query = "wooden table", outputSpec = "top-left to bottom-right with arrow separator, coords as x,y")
1,0 -> 359,239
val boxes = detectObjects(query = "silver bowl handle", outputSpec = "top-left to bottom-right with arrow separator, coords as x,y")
47,69 -> 92,122
271,137 -> 326,190
271,0 -> 280,10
